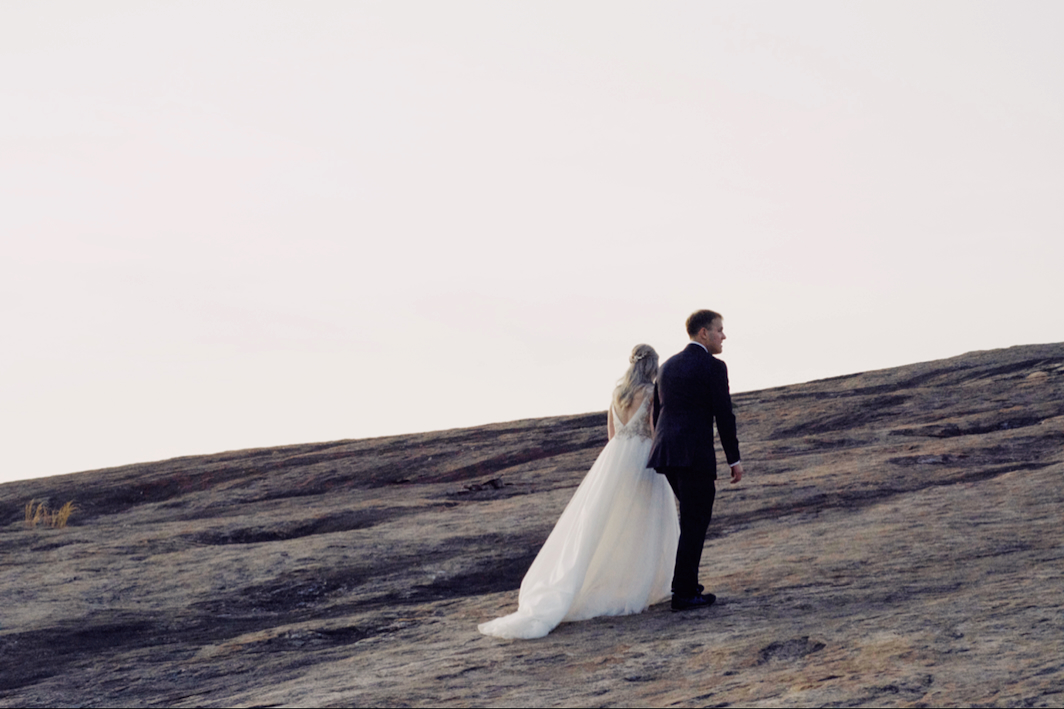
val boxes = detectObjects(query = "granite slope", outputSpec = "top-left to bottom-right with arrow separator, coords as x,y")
1,343 -> 1062,707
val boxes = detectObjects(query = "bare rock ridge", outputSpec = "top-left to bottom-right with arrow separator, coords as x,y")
1,343 -> 1062,707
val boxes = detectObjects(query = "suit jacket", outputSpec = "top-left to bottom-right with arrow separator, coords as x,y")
648,342 -> 740,478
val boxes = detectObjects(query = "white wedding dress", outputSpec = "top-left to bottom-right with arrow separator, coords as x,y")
478,391 -> 680,639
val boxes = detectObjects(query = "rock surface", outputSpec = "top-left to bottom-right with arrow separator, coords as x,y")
1,343 -> 1063,707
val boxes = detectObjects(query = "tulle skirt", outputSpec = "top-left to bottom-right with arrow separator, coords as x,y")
478,434 -> 679,639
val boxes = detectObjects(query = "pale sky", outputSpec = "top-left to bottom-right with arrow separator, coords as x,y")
3,1 -> 1062,484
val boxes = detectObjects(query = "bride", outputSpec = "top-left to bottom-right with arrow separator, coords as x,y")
478,344 -> 680,639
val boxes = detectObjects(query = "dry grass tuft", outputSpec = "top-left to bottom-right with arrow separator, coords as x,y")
24,500 -> 77,529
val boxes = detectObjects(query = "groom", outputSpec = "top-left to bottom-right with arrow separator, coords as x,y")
649,309 -> 744,612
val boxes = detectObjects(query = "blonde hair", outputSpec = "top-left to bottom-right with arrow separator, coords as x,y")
612,344 -> 658,412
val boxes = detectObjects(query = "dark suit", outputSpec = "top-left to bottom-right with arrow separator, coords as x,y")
648,342 -> 741,597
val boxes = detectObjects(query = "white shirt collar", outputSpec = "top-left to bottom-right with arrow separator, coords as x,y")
689,340 -> 708,353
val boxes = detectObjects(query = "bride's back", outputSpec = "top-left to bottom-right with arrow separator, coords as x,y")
615,385 -> 652,426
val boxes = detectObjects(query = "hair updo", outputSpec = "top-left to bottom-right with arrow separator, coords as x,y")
613,344 -> 659,413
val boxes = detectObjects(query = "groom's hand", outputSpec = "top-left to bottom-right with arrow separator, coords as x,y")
730,463 -> 744,484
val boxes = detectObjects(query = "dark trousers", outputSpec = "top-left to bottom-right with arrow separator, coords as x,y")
660,466 -> 717,597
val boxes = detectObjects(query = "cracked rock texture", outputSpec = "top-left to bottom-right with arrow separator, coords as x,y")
1,343 -> 1062,707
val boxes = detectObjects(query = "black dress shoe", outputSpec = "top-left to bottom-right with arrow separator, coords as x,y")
671,592 -> 717,612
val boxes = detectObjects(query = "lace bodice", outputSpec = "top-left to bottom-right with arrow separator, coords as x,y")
613,391 -> 653,441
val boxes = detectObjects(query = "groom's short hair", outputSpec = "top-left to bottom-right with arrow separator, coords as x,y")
686,309 -> 723,337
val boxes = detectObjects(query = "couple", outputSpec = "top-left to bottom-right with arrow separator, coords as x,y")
479,309 -> 744,639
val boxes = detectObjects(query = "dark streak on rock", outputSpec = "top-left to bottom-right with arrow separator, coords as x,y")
757,636 -> 826,664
